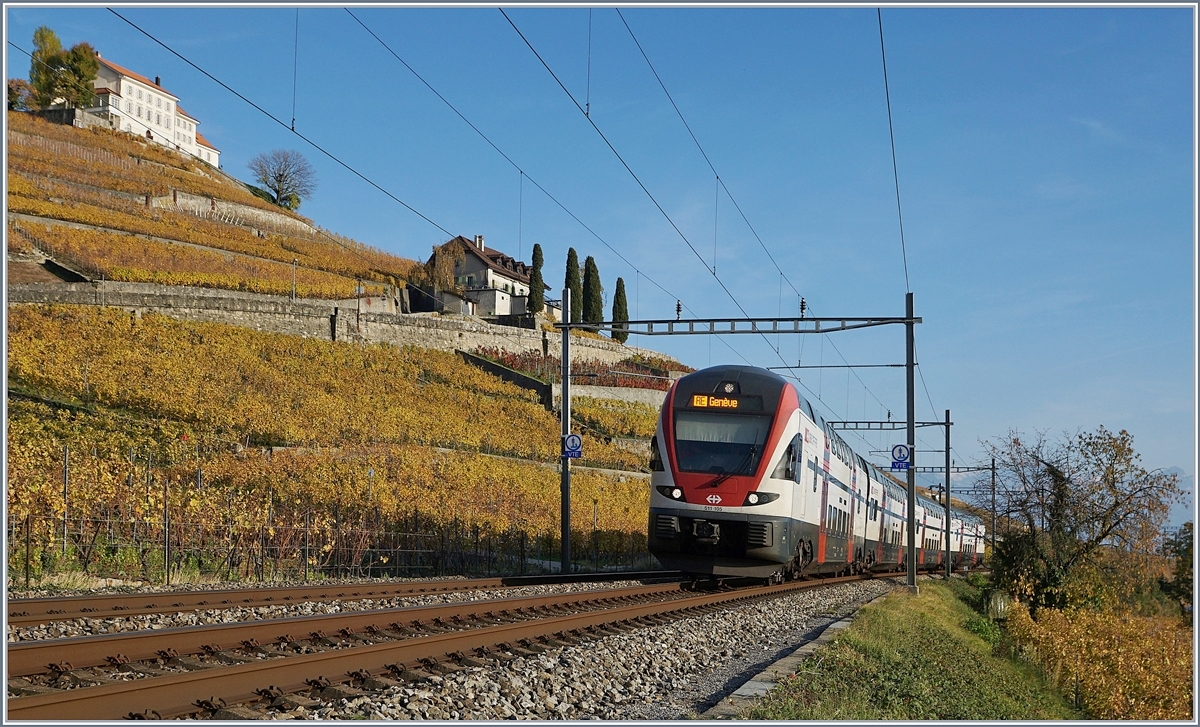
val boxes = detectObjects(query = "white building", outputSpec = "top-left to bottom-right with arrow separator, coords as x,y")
89,53 -> 220,168
430,235 -> 550,317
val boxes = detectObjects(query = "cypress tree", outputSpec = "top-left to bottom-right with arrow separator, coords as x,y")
611,277 -> 629,343
582,256 -> 604,330
564,247 -> 582,323
528,243 -> 545,314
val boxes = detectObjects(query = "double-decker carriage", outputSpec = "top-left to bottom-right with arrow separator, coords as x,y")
647,365 -> 985,580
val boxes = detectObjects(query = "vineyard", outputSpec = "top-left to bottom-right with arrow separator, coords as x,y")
9,111 -> 306,215
474,345 -> 692,390
7,306 -> 653,584
573,397 -> 659,440
1005,602 -> 1192,719
7,111 -> 420,294
9,222 -> 381,300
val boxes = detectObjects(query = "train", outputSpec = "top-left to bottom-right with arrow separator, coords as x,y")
647,365 -> 985,580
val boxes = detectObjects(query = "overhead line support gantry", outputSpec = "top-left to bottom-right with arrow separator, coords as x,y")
556,292 -> 923,590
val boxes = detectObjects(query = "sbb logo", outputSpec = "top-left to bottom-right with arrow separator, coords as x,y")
706,494 -> 722,504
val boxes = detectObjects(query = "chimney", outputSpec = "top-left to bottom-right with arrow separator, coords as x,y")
155,76 -> 161,86
474,235 -> 484,250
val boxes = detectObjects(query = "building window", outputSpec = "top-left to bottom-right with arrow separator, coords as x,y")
137,88 -> 142,100
156,113 -> 161,125
155,97 -> 161,108
125,101 -> 131,112
166,102 -> 172,113
137,106 -> 142,118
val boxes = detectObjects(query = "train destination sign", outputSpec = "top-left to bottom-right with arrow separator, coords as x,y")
691,394 -> 739,409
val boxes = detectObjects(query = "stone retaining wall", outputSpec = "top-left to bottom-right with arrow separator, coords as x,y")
555,384 -> 670,409
6,281 -> 660,365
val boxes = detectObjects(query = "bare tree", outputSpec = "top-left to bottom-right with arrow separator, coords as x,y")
247,149 -> 317,210
978,426 -> 1181,611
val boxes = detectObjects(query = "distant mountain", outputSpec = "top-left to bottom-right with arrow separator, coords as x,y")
1165,467 -> 1194,528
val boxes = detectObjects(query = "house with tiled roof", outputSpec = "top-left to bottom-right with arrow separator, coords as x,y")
429,235 -> 553,318
89,53 -> 220,168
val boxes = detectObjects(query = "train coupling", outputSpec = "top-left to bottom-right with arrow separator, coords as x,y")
692,520 -> 721,544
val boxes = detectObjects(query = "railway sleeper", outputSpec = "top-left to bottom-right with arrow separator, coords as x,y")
384,664 -> 436,682
355,675 -> 404,692
117,663 -> 172,678
446,651 -> 487,668
7,678 -> 60,697
271,693 -> 323,711
318,684 -> 371,701
213,706 -> 263,720
418,657 -> 462,674
166,655 -> 216,671
54,669 -> 116,688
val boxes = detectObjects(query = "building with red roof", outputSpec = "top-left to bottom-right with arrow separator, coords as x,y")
90,52 -> 220,168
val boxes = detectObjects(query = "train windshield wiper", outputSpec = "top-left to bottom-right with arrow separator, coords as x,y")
700,432 -> 759,488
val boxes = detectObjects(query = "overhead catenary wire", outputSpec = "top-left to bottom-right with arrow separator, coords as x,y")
290,8 -> 299,130
344,9 -> 751,366
610,9 -> 912,454
96,12 -> 747,369
108,8 -> 454,241
615,8 -> 800,298
343,9 -> 691,317
21,26 -> 536,358
585,8 -> 593,117
500,8 -> 786,368
877,8 -> 910,294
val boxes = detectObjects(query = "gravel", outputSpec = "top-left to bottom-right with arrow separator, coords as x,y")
300,577 -> 901,721
6,580 -> 652,642
9,575 -> 903,720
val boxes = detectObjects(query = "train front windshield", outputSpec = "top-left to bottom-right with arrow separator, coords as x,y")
673,411 -> 772,475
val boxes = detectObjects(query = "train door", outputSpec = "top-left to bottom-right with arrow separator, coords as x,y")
817,470 -> 830,563
848,464 -> 858,565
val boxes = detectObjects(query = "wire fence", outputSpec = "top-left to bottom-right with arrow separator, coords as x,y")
6,513 -> 654,588
9,130 -> 137,171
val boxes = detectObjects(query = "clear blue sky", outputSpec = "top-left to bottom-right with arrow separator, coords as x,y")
5,5 -> 1195,521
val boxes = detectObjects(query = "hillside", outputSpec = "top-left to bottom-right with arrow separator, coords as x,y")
5,110 -> 678,583
7,305 -> 651,579
7,111 -> 418,297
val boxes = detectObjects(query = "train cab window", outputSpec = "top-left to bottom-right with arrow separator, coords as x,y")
801,398 -> 815,421
673,411 -> 772,475
649,436 -> 664,472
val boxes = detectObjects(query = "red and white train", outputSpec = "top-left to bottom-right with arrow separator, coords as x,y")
648,365 -> 985,580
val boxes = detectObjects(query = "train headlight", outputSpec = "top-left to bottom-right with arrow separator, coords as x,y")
742,491 -> 780,506
656,486 -> 686,502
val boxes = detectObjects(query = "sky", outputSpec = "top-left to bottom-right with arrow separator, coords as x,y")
4,4 -> 1196,524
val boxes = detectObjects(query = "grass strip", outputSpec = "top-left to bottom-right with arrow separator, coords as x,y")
745,580 -> 1080,720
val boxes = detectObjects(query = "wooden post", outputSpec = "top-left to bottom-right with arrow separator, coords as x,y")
163,474 -> 169,585
24,514 -> 32,589
61,445 -> 70,559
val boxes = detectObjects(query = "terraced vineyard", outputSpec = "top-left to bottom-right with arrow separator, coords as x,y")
7,112 -> 418,294
7,305 -> 651,582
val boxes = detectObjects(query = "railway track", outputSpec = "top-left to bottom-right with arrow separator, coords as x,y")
6,574 -> 869,720
7,571 -> 682,626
